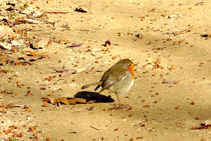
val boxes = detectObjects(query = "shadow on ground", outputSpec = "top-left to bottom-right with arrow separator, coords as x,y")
74,91 -> 115,103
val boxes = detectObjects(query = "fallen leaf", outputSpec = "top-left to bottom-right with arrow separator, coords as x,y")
0,25 -> 15,37
0,53 -> 11,65
11,40 -> 23,46
19,19 -> 45,24
0,70 -> 7,73
0,42 -> 13,50
205,119 -> 211,125
38,38 -> 50,48
30,51 -> 39,57
16,55 -> 45,63
76,68 -> 88,73
40,52 -> 50,58
50,97 -> 87,105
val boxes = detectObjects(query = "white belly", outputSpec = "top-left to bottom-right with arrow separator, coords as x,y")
109,71 -> 134,95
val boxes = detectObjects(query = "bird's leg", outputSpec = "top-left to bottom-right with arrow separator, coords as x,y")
116,94 -> 123,108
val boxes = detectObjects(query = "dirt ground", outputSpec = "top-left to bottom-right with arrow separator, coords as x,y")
1,0 -> 211,140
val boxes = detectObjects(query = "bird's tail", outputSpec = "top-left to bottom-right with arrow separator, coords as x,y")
81,82 -> 102,89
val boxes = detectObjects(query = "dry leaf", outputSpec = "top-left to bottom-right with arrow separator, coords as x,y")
50,97 -> 87,105
19,19 -> 45,24
38,38 -> 50,48
40,52 -> 50,58
0,42 -> 13,50
76,68 -> 88,73
11,40 -> 23,46
0,25 -> 15,37
0,52 -> 12,65
30,51 -> 39,57
16,54 -> 47,63
0,70 -> 7,73
205,119 -> 211,125
29,51 -> 49,58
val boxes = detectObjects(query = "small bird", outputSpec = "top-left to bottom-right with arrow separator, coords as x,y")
81,59 -> 135,105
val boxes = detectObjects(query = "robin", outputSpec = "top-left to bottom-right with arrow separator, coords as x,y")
81,59 -> 135,105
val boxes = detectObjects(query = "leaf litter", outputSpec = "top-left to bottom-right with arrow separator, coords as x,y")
0,1 -> 54,65
0,1 -> 111,140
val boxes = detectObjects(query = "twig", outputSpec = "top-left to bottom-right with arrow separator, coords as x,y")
165,26 -> 194,36
90,126 -> 100,131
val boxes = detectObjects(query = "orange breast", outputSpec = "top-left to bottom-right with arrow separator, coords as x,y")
127,63 -> 135,79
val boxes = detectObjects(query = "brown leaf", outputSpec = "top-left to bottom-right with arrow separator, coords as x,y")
0,52 -> 12,65
0,25 -> 15,37
38,38 -> 50,48
30,51 -> 40,57
16,54 -> 45,63
40,52 -> 50,58
17,52 -> 49,62
0,70 -> 7,73
50,97 -> 86,105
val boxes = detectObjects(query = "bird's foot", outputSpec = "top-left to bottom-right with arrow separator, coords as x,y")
109,103 -> 131,110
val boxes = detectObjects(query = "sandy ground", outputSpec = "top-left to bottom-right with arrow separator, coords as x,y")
1,0 -> 211,140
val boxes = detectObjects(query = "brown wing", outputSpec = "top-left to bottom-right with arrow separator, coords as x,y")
99,69 -> 127,93
98,59 -> 132,92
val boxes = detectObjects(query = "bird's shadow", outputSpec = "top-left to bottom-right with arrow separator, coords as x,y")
74,91 -> 114,103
